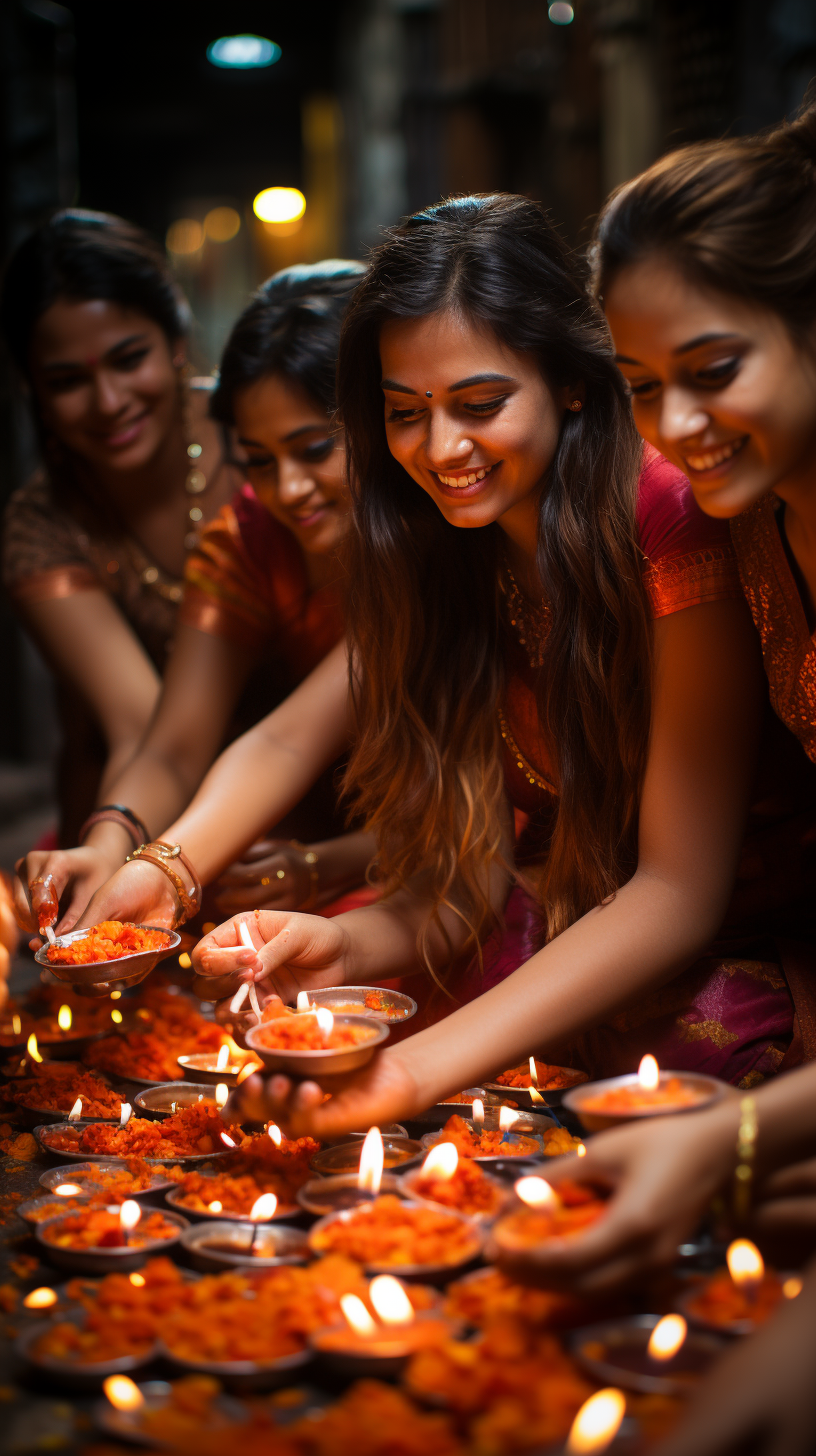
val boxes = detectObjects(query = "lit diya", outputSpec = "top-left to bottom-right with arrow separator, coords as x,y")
294,985 -> 417,1023
133,1082 -> 226,1119
298,1125 -> 405,1215
309,1193 -> 484,1279
311,1273 -> 456,1378
571,1312 -> 723,1396
36,1199 -> 187,1273
309,1133 -> 423,1176
679,1238 -> 801,1336
35,921 -> 180,994
420,1107 -> 580,1160
6,1066 -> 121,1120
178,1038 -> 262,1087
245,1008 -> 388,1076
399,1141 -> 507,1220
490,1175 -> 608,1253
485,1057 -> 589,1109
179,1194 -> 310,1272
563,1055 -> 727,1132
35,1101 -> 237,1162
39,1158 -> 183,1197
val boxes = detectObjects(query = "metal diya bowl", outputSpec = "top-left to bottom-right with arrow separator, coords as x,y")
14,1318 -> 158,1390
180,1219 -> 310,1273
134,1083 -> 220,1120
296,985 -> 418,1024
156,1340 -> 314,1394
309,1310 -> 458,1382
570,1314 -> 725,1396
165,1181 -> 300,1224
22,1029 -> 109,1062
94,1380 -> 248,1445
674,1275 -> 795,1338
309,1136 -> 424,1177
420,1109 -> 558,1163
562,1071 -> 730,1133
39,1160 -> 181,1198
397,1165 -> 509,1225
342,1122 -> 409,1139
18,1194 -> 93,1228
296,1173 -> 405,1217
34,925 -> 181,995
245,1012 -> 389,1077
483,1066 -> 588,1110
177,1053 -> 251,1087
34,1123 -> 232,1167
308,1198 -> 485,1283
35,1208 -> 189,1275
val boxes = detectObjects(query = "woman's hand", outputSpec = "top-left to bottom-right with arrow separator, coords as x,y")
74,859 -> 180,932
191,910 -> 352,1004
653,1260 -> 816,1456
213,840 -> 318,916
492,1102 -> 738,1294
14,846 -> 125,943
227,1046 -> 419,1139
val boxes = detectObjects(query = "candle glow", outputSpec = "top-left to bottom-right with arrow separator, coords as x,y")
220,1131 -> 237,1147
57,1005 -> 72,1031
120,1102 -> 132,1127
567,1388 -> 626,1454
27,1033 -> 42,1063
23,1287 -> 58,1309
67,1097 -> 83,1121
12,1014 -> 21,1036
638,1054 -> 659,1091
472,1098 -> 485,1127
208,1201 -> 223,1213
340,1293 -> 377,1337
216,1044 -> 229,1072
215,1083 -> 229,1109
103,1375 -> 144,1412
783,1276 -> 803,1299
129,1273 -> 146,1287
529,1056 -> 538,1085
268,1123 -> 283,1146
529,1086 -> 546,1104
357,1126 -> 384,1194
726,1238 -> 764,1288
111,1009 -> 123,1023
296,991 -> 311,1011
119,1200 -> 141,1234
515,1175 -> 559,1209
250,1192 -> 278,1220
369,1275 -> 414,1326
647,1313 -> 687,1361
499,1105 -> 520,1131
420,1141 -> 459,1181
315,1007 -> 334,1039
54,1183 -> 82,1196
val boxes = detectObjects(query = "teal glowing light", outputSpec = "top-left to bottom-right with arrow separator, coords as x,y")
548,2 -> 574,22
206,35 -> 281,69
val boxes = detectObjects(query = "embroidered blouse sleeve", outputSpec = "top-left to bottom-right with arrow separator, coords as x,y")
636,445 -> 744,618
2,472 -> 104,604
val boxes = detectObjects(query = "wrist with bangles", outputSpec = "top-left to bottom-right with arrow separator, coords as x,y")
733,1093 -> 758,1223
78,803 -> 149,852
126,840 -> 202,927
259,841 -> 320,911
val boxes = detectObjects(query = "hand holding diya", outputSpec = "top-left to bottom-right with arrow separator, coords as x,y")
490,1174 -> 608,1255
310,1273 -> 457,1378
245,1007 -> 388,1076
564,1054 -> 727,1132
680,1238 -> 801,1335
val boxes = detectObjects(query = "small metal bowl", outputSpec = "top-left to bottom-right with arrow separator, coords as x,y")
562,1071 -> 730,1133
342,1122 -> 409,1139
309,1137 -> 424,1177
296,1173 -> 405,1217
245,1012 -> 389,1077
675,1274 -> 795,1338
35,924 -> 181,995
93,1380 -> 248,1445
14,1318 -> 158,1390
180,1219 -> 310,1272
484,1065 -> 588,1110
397,1165 -> 508,1225
308,1198 -> 485,1283
34,1123 -> 231,1167
419,1109 -> 558,1163
165,1181 -> 300,1223
18,1194 -> 93,1228
133,1083 -> 221,1120
296,986 -> 418,1024
156,1341 -> 314,1394
23,1029 -> 109,1062
177,1053 -> 254,1087
309,1311 -> 459,1381
39,1160 -> 181,1197
570,1314 -> 725,1395
36,1208 -> 189,1275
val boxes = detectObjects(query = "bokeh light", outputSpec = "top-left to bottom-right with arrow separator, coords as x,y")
207,35 -> 280,70
204,206 -> 241,242
253,187 -> 306,224
549,3 -> 575,22
166,219 -> 203,255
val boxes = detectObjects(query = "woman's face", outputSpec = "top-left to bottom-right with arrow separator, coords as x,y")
605,254 -> 816,518
380,310 -> 569,541
29,298 -> 182,474
233,373 -> 349,555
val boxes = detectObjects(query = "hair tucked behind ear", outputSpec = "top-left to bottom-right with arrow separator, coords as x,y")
339,194 -> 649,964
594,96 -> 816,340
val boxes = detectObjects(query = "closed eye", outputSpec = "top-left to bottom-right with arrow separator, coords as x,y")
696,357 -> 739,384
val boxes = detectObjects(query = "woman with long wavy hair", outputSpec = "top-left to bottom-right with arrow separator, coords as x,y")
187,196 -> 798,1130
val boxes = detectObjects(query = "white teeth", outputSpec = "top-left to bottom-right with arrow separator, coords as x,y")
438,466 -> 490,487
685,439 -> 743,472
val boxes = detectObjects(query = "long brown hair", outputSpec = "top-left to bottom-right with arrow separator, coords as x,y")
339,195 -> 648,962
593,99 -> 816,339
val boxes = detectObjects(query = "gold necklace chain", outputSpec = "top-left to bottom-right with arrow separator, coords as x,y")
500,558 -> 551,669
498,707 -> 557,793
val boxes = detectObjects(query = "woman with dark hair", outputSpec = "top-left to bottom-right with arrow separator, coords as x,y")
14,257 -> 375,934
188,193 -> 794,1135
1,209 -> 241,844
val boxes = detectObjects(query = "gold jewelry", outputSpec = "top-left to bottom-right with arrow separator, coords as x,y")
260,877 -> 270,887
126,840 -> 202,926
570,400 -> 582,411
733,1094 -> 758,1223
498,708 -> 557,794
290,840 -> 320,911
500,558 -> 551,669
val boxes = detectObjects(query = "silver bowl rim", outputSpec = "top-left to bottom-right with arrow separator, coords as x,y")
307,1196 -> 485,1276
39,1159 -> 181,1194
35,1205 -> 190,1255
34,1122 -> 233,1165
133,1083 -> 222,1116
562,1070 -> 730,1121
309,1135 -> 424,1177
14,1317 -> 159,1375
295,1171 -> 405,1216
34,922 -> 180,970
93,1382 -> 249,1445
569,1312 -> 726,1394
291,985 -> 418,1022
245,1011 -> 389,1069
179,1218 -> 310,1266
165,1181 -> 300,1222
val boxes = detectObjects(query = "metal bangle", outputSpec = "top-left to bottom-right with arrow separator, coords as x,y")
733,1094 -> 758,1223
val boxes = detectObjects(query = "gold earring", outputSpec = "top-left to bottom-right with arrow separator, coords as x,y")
570,400 -> 582,411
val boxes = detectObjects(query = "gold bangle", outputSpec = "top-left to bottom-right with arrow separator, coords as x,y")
126,842 -> 201,926
733,1094 -> 758,1223
290,840 -> 319,911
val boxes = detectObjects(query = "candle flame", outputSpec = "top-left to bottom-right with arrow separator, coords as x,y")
647,1314 -> 687,1361
340,1293 -> 378,1337
783,1276 -> 803,1299
515,1175 -> 559,1209
23,1287 -> 57,1309
638,1054 -> 659,1091
370,1274 -> 414,1326
129,1273 -> 146,1287
296,991 -> 311,1011
315,1007 -> 334,1039
67,1097 -> 82,1121
111,1009 -> 123,1023
27,1033 -> 42,1063
238,919 -> 255,950
421,1141 -> 459,1181
216,1044 -> 229,1072
220,1131 -> 237,1147
567,1388 -> 626,1454
119,1200 -> 141,1233
215,1083 -> 229,1109
250,1192 -> 277,1220
57,1005 -> 72,1032
208,1200 -> 223,1213
499,1105 -> 520,1131
120,1102 -> 132,1127
472,1098 -> 485,1126
529,1086 -> 546,1104
268,1123 -> 283,1146
726,1238 -> 764,1287
103,1375 -> 144,1412
110,991 -> 121,1000
529,1056 -> 538,1086
576,1143 -> 587,1157
357,1125 -> 384,1194
54,1183 -> 82,1196
236,1058 -> 263,1083
12,1014 -> 21,1036
229,982 -> 249,1013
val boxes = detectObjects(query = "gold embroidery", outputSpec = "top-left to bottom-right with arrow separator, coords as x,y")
738,1069 -> 767,1089
721,960 -> 786,990
677,1016 -> 739,1049
731,496 -> 816,765
642,546 -> 743,619
498,708 -> 557,794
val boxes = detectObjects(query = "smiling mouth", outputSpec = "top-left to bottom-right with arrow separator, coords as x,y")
290,501 -> 329,524
100,411 -> 149,444
436,464 -> 494,488
683,437 -> 747,473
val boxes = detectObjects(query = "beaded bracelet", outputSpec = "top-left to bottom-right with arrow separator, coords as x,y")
290,840 -> 320,911
78,805 -> 149,851
126,841 -> 202,926
733,1094 -> 758,1223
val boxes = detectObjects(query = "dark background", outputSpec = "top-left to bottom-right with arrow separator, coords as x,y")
2,0 -> 816,865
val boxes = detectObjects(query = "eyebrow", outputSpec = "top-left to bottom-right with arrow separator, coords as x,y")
381,372 -> 516,394
615,332 -> 743,368
41,333 -> 149,372
238,423 -> 329,449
